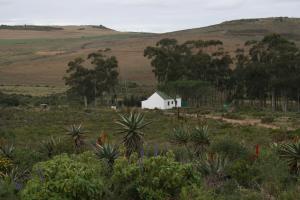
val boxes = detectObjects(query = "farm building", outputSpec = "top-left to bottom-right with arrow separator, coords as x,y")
141,91 -> 181,110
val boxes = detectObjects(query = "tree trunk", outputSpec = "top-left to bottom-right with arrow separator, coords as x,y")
298,92 -> 300,112
84,96 -> 88,108
281,90 -> 287,113
94,82 -> 97,107
271,89 -> 275,112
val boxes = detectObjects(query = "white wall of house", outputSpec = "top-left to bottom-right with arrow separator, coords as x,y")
163,98 -> 182,109
142,93 -> 165,109
142,92 -> 182,110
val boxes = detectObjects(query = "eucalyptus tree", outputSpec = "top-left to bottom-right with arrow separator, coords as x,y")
64,51 -> 119,107
144,38 -> 187,83
244,34 -> 300,111
145,38 -> 232,105
88,50 -> 119,106
64,58 -> 94,107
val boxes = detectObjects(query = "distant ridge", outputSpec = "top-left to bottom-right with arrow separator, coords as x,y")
0,25 -> 63,31
221,17 -> 300,25
91,25 -> 115,31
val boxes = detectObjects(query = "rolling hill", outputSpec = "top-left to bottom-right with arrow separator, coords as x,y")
0,17 -> 300,87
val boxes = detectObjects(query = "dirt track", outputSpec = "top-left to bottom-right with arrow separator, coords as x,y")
165,112 -> 295,131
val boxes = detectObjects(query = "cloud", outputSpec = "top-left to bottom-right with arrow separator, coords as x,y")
0,0 -> 12,6
204,0 -> 245,10
0,0 -> 299,32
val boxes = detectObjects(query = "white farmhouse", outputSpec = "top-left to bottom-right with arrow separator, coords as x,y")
141,91 -> 181,110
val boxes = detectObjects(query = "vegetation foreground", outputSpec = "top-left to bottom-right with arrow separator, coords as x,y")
0,105 -> 300,199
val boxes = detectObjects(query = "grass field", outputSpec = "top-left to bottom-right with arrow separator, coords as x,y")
0,85 -> 67,96
2,106 -> 299,150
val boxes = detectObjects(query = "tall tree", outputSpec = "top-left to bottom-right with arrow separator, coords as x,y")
64,51 -> 119,107
64,58 -> 94,107
88,51 -> 119,106
144,38 -> 188,83
244,34 -> 300,111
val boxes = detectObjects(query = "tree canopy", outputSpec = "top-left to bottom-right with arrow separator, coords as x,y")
145,34 -> 300,111
64,51 -> 119,107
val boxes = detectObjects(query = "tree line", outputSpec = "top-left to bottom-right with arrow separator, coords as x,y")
144,34 -> 300,112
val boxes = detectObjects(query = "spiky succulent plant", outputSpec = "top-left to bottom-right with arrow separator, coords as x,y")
278,142 -> 300,174
94,143 -> 119,167
66,124 -> 86,149
116,112 -> 150,157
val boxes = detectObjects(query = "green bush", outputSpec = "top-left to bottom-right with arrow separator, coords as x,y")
179,184 -> 214,200
111,152 -> 201,200
279,186 -> 300,200
12,148 -> 44,171
21,152 -> 108,200
38,137 -> 74,159
0,177 -> 19,200
227,159 -> 259,187
210,137 -> 250,161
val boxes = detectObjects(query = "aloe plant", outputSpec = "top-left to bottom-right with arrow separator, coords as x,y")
40,137 -> 61,158
66,124 -> 86,149
116,112 -> 150,157
190,125 -> 210,155
197,153 -> 228,188
278,142 -> 300,174
94,143 -> 119,167
197,153 -> 228,177
170,127 -> 190,146
0,144 -> 15,159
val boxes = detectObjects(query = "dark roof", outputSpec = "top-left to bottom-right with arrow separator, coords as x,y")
156,91 -> 172,100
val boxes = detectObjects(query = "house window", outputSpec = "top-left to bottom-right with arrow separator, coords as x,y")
168,101 -> 170,106
171,101 -> 174,105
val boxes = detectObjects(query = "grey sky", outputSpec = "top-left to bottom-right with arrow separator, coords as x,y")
0,0 -> 299,33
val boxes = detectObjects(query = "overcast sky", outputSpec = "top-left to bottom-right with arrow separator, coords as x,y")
0,0 -> 299,33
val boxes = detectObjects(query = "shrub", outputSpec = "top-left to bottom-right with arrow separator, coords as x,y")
227,159 -> 259,187
210,137 -> 250,161
231,189 -> 264,200
21,152 -> 108,200
179,184 -> 214,200
39,137 -> 73,158
0,177 -> 19,200
279,186 -> 300,200
111,152 -> 201,200
253,150 -> 291,197
0,156 -> 13,177
12,148 -> 44,171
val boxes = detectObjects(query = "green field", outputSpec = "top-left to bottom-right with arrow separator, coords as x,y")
0,85 -> 67,96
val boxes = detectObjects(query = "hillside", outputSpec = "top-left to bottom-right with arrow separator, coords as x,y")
0,17 -> 300,86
